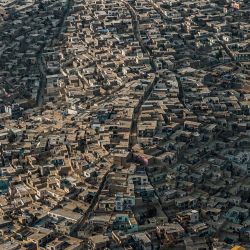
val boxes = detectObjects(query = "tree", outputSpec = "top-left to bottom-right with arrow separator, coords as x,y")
8,131 -> 16,143
38,3 -> 45,11
216,49 -> 223,60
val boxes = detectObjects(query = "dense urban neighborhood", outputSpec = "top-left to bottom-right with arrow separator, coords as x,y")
0,0 -> 249,249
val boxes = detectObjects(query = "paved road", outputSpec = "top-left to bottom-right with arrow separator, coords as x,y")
75,155 -> 112,232
120,0 -> 159,150
75,1 -> 164,232
121,0 -> 170,217
36,0 -> 73,107
36,53 -> 46,107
